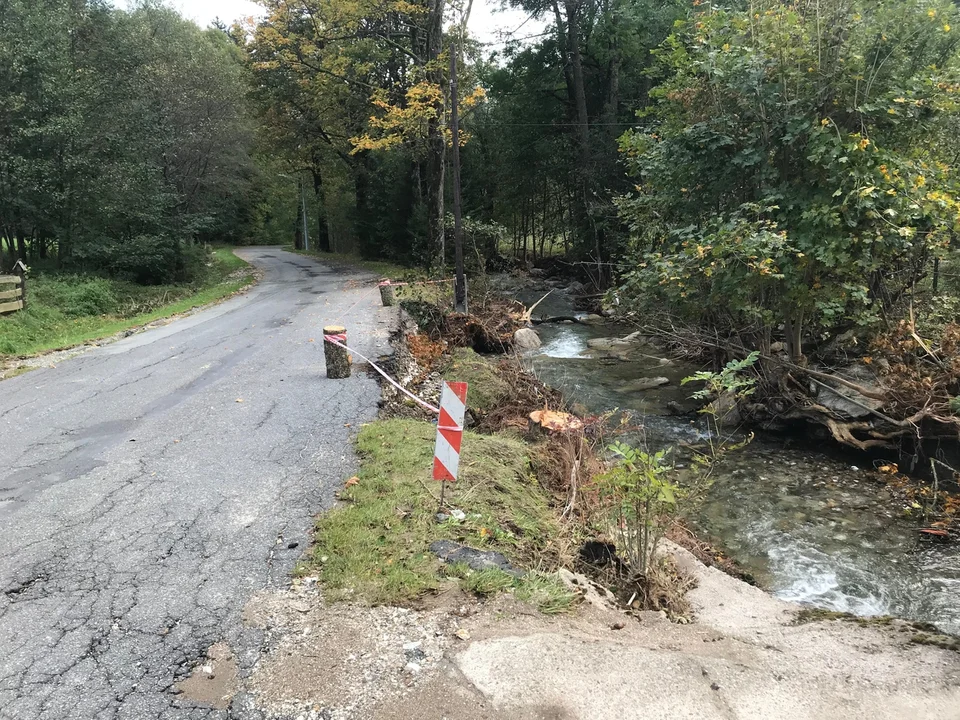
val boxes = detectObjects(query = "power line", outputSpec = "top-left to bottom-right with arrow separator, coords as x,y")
479,121 -> 642,127
476,30 -> 553,46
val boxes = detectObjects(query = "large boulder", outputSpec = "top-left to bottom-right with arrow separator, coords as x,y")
622,376 -> 670,392
513,327 -> 542,353
705,391 -> 742,428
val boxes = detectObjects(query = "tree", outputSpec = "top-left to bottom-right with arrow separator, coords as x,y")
460,0 -> 681,276
250,0 -> 452,266
616,0 -> 960,361
0,0 -> 256,281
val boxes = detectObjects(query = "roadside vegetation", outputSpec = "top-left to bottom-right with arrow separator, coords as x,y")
0,248 -> 254,356
303,417 -> 575,613
301,278 -> 766,617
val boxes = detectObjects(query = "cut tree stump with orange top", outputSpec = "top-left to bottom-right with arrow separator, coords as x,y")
528,409 -> 584,439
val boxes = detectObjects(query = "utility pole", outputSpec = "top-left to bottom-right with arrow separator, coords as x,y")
449,43 -> 467,314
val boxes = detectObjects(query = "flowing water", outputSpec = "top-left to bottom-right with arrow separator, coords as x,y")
511,285 -> 960,634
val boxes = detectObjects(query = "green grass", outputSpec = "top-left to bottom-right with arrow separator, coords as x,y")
302,418 -> 572,607
443,348 -> 512,413
0,247 -> 255,357
444,564 -> 576,614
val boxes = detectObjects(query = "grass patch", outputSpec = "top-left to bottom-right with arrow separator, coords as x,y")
303,418 -> 561,605
515,572 -> 578,614
460,567 -> 517,596
444,563 -> 577,612
0,247 -> 255,356
443,348 -> 511,414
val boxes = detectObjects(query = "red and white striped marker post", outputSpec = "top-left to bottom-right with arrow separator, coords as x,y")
433,381 -> 468,506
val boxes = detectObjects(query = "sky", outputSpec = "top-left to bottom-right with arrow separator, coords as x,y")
170,0 -> 545,45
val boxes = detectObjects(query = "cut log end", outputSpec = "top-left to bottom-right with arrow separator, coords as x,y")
528,409 -> 584,439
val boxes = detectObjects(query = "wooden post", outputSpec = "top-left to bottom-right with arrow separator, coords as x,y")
378,281 -> 396,307
323,325 -> 351,379
14,260 -> 26,310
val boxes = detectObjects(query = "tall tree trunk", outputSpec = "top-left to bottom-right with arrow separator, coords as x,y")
556,0 -> 598,274
311,166 -> 331,252
354,158 -> 371,256
564,0 -> 590,157
294,199 -> 304,251
424,0 -> 445,268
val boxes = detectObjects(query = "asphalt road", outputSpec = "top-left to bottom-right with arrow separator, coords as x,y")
0,248 -> 392,720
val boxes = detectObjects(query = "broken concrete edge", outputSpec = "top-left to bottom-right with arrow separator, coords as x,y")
665,538 -> 960,645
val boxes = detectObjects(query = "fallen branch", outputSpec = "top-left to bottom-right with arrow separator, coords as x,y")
519,290 -> 553,324
770,357 -> 888,401
806,376 -> 899,425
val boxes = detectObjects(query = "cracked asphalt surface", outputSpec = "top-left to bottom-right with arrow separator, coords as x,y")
0,248 -> 391,720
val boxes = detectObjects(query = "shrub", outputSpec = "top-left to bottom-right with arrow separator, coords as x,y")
34,276 -> 119,317
617,0 -> 960,361
72,236 -> 208,285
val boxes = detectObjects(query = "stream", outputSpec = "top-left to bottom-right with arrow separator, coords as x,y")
509,284 -> 960,634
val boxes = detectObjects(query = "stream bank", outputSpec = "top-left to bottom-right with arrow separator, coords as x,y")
241,286 -> 960,720
497,276 -> 960,636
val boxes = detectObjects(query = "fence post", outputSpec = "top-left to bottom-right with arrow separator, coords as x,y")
13,260 -> 26,310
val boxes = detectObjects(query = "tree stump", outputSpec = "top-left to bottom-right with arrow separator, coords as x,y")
323,325 -> 351,379
378,281 -> 397,307
527,410 -> 584,440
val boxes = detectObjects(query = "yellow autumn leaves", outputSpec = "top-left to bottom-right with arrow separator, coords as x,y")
350,82 -> 487,154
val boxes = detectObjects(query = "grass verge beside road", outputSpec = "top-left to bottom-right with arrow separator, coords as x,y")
0,248 -> 256,357
302,418 -> 574,612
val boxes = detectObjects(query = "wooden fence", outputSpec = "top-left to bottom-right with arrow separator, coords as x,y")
0,263 -> 26,315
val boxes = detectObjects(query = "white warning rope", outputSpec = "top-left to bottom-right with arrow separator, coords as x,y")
323,334 -> 440,415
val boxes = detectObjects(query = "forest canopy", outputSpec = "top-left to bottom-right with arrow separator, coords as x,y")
0,0 -> 255,283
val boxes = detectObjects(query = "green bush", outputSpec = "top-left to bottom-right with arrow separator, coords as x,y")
34,277 -> 119,317
617,0 -> 960,360
72,236 -> 208,285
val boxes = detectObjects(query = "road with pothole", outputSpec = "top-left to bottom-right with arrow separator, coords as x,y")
0,248 -> 390,720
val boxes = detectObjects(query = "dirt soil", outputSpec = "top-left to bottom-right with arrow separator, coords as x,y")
237,544 -> 960,720
174,642 -> 239,710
